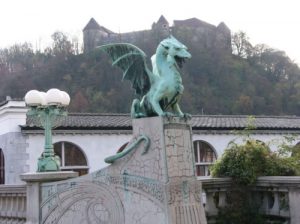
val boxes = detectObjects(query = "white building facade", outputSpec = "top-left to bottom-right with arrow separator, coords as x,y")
1,99 -> 300,184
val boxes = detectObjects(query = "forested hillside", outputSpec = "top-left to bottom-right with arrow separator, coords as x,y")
1,31 -> 300,115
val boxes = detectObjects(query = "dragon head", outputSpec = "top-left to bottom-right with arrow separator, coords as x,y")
160,36 -> 191,68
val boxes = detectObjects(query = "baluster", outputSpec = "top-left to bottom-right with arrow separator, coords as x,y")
218,191 -> 227,208
22,194 -> 26,218
8,193 -> 14,217
15,194 -> 20,218
0,193 -> 3,217
205,191 -> 218,216
11,193 -> 16,217
271,190 -> 280,215
260,191 -> 269,213
4,194 -> 8,217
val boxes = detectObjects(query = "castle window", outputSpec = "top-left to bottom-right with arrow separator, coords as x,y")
54,142 -> 88,176
193,140 -> 217,177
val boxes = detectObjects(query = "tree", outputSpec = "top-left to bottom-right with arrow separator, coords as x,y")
69,90 -> 89,112
0,27 -> 300,116
234,95 -> 253,114
259,49 -> 291,81
51,31 -> 73,57
232,31 -> 253,58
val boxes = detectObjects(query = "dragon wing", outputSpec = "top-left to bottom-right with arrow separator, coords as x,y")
98,43 -> 153,98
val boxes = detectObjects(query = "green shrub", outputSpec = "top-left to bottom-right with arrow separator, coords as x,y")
210,139 -> 299,185
210,137 -> 300,224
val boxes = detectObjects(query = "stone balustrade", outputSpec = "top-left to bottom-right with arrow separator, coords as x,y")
0,176 -> 297,224
200,176 -> 300,224
0,184 -> 26,224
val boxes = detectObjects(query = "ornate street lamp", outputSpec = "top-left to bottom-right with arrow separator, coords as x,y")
24,88 -> 70,172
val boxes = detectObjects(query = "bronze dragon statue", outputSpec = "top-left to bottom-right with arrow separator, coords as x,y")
99,35 -> 191,118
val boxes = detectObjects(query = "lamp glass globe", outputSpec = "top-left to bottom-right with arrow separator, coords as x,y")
61,91 -> 70,106
24,90 -> 43,106
46,88 -> 63,105
39,92 -> 47,106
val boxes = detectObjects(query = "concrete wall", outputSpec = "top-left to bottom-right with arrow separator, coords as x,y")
0,101 -> 27,135
0,100 -> 28,184
0,132 -> 29,184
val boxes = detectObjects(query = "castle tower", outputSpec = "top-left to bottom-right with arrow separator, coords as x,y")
216,22 -> 232,52
152,15 -> 170,41
83,18 -> 114,53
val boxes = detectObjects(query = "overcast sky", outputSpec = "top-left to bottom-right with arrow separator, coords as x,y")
1,0 -> 299,63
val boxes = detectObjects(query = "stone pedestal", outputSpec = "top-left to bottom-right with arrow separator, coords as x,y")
132,117 -> 207,223
20,171 -> 78,224
109,116 -> 207,223
109,117 -> 196,181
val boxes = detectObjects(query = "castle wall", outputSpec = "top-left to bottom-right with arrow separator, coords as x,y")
83,29 -> 107,52
83,18 -> 232,53
172,24 -> 231,53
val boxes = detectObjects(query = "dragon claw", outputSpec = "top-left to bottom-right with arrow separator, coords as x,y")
178,113 -> 192,120
134,113 -> 147,119
161,112 -> 175,118
183,113 -> 192,120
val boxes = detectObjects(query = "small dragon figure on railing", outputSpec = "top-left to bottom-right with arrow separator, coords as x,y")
99,35 -> 191,118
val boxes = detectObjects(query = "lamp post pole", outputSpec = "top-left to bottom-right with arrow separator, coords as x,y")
43,107 -> 53,156
25,89 -> 70,172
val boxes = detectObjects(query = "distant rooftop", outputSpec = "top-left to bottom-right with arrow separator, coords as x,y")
83,16 -> 226,35
173,18 -> 216,29
83,18 -> 101,31
0,97 -> 24,108
22,113 -> 300,132
157,15 -> 169,24
83,18 -> 114,34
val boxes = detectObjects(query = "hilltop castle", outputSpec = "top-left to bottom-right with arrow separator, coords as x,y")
83,15 -> 232,53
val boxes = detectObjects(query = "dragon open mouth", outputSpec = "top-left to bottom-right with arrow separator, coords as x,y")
175,56 -> 186,69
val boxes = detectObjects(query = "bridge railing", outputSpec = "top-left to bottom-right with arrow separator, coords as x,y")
200,176 -> 300,224
0,177 -> 298,224
0,184 -> 26,224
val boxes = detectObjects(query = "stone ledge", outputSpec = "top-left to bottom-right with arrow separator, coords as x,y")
0,185 -> 26,193
20,171 -> 78,183
257,176 -> 300,187
200,176 -> 300,189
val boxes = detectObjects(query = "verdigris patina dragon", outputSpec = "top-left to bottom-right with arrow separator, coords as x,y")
99,35 -> 191,118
